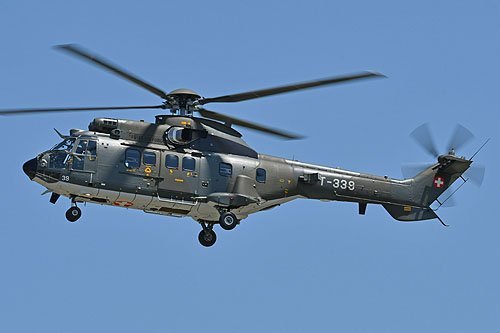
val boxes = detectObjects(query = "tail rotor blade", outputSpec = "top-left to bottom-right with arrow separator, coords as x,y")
440,193 -> 457,208
441,195 -> 457,208
465,164 -> 485,187
401,162 -> 434,179
447,124 -> 474,152
410,123 -> 439,158
436,185 -> 458,208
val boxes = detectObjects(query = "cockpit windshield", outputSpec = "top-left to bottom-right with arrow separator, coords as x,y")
47,138 -> 75,169
51,138 -> 75,152
47,137 -> 98,170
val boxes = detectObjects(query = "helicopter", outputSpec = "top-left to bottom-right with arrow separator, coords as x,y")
0,44 -> 487,247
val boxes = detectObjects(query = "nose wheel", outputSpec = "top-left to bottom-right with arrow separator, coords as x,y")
66,206 -> 82,222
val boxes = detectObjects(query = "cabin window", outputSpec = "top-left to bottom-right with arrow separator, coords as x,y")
166,154 -> 179,169
143,151 -> 157,165
219,162 -> 232,177
256,168 -> 266,183
125,149 -> 141,169
182,157 -> 195,171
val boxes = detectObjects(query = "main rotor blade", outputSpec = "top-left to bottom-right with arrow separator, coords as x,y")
410,123 -> 440,158
0,105 -> 165,115
197,108 -> 303,140
55,44 -> 169,100
198,71 -> 385,105
446,124 -> 474,152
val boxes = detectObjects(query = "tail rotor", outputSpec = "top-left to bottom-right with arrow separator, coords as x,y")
403,123 -> 486,189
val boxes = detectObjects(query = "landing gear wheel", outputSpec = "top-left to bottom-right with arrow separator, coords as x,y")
66,206 -> 81,222
198,230 -> 217,247
219,212 -> 238,230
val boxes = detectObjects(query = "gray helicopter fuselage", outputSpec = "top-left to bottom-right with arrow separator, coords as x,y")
24,116 -> 471,224
7,43 -> 480,247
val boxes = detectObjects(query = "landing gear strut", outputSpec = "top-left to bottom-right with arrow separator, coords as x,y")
198,222 -> 216,247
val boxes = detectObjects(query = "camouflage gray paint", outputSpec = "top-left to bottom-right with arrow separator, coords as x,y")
23,115 -> 471,246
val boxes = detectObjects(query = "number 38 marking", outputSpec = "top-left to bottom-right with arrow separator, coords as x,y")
333,178 -> 355,191
61,175 -> 70,182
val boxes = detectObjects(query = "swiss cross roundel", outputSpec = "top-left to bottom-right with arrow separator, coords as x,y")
434,176 -> 444,188
113,200 -> 133,207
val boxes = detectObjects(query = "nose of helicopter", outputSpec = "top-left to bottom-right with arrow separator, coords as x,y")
23,158 -> 37,180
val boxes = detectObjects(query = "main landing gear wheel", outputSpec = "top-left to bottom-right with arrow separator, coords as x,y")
66,206 -> 81,222
198,230 -> 217,247
219,212 -> 238,231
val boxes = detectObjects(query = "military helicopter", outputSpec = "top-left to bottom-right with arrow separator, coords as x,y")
1,45 -> 487,247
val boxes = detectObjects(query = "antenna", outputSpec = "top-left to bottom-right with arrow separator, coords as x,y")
469,138 -> 490,161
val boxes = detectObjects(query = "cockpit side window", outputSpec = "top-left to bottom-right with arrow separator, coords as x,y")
72,140 -> 87,170
49,152 -> 70,169
87,141 -> 97,158
75,140 -> 88,155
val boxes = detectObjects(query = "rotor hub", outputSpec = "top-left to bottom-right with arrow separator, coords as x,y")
166,89 -> 201,116
166,88 -> 200,99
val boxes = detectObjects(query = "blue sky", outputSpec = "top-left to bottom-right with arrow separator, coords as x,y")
1,1 -> 499,332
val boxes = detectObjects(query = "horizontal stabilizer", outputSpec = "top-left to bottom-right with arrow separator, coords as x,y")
383,204 -> 437,221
